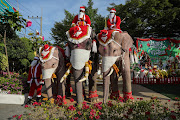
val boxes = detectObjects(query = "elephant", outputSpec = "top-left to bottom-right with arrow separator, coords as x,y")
60,26 -> 99,105
97,30 -> 134,103
39,44 -> 68,104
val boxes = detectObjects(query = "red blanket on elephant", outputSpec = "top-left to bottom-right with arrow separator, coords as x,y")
66,25 -> 91,44
97,30 -> 120,46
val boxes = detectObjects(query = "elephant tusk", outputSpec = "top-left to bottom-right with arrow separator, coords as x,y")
79,62 -> 89,82
60,65 -> 72,83
107,68 -> 114,76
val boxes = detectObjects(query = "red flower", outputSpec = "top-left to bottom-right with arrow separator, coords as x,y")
168,100 -> 171,102
73,117 -> 78,120
123,114 -> 128,119
175,97 -> 179,100
78,111 -> 82,115
18,114 -> 22,119
89,116 -> 93,119
98,112 -> 102,115
140,98 -> 143,100
95,115 -> 100,119
32,102 -> 38,106
13,115 -> 17,118
98,102 -> 102,105
147,43 -> 150,47
145,111 -> 150,115
107,101 -> 113,107
70,98 -> 74,102
58,103 -> 62,106
171,115 -> 176,119
67,105 -> 76,111
24,105 -> 29,108
38,102 -> 42,106
57,95 -> 62,99
137,98 -> 139,99
82,101 -> 87,105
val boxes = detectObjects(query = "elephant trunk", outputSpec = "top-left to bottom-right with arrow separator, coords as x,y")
79,62 -> 89,82
60,64 -> 72,83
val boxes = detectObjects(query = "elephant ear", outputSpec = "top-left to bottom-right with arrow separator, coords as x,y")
121,33 -> 134,52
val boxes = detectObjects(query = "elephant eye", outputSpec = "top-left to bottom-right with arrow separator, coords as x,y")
52,63 -> 56,67
113,50 -> 116,53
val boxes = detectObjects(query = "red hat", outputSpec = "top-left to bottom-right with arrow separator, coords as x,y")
110,8 -> 116,13
80,6 -> 85,11
44,44 -> 50,51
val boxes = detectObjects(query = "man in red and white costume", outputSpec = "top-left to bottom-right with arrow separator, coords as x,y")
27,56 -> 42,103
107,8 -> 121,31
71,6 -> 91,27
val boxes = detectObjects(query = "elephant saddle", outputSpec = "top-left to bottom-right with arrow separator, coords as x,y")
97,30 -> 120,46
66,25 -> 92,44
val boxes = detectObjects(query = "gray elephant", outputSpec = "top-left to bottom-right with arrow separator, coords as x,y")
97,30 -> 134,103
39,44 -> 67,104
60,26 -> 99,105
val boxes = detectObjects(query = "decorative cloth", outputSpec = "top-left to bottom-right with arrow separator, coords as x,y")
66,26 -> 92,44
70,49 -> 91,70
97,30 -> 120,46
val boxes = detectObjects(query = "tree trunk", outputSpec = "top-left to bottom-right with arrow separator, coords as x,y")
3,30 -> 11,79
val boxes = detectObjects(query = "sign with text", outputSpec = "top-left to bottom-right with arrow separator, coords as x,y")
136,38 -> 180,64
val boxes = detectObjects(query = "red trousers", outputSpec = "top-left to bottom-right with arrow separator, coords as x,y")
28,82 -> 42,99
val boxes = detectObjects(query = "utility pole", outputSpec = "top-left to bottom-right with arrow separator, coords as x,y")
28,8 -> 43,36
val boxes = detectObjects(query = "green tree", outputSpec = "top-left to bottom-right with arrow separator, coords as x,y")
108,0 -> 180,39
0,9 -> 26,78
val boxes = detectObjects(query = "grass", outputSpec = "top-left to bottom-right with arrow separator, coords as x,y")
141,84 -> 180,100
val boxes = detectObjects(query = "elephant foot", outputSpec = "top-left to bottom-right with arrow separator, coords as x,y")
123,91 -> 134,102
90,97 -> 99,103
89,90 -> 99,103
66,85 -> 73,97
110,90 -> 121,100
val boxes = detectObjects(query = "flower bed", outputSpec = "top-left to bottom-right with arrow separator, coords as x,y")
0,72 -> 29,95
0,72 -> 29,104
12,97 -> 180,120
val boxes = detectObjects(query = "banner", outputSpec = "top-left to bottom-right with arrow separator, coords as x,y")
0,0 -> 15,14
136,37 -> 180,64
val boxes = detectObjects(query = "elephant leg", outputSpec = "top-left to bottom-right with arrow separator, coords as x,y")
122,51 -> 134,101
44,78 -> 53,100
103,69 -> 111,103
73,68 -> 84,105
110,71 -> 121,100
65,75 -> 73,97
89,62 -> 99,103
57,79 -> 67,104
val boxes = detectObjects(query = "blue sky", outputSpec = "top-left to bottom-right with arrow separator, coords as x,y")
7,0 -> 125,42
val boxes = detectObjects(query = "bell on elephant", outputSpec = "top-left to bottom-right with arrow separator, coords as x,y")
97,29 -> 134,103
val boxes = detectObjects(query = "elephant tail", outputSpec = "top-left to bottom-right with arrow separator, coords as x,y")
60,64 -> 72,83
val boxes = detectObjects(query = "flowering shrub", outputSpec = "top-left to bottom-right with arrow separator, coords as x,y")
12,97 -> 180,120
0,72 -> 29,94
